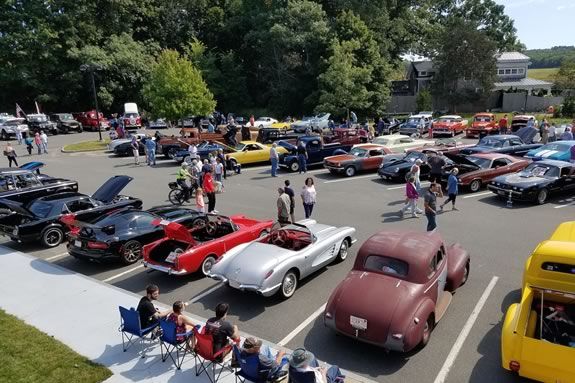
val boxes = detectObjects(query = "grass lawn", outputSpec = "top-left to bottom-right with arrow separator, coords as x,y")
63,139 -> 110,152
528,67 -> 559,82
0,309 -> 112,383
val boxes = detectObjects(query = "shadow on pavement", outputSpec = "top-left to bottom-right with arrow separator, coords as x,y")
381,211 -> 403,223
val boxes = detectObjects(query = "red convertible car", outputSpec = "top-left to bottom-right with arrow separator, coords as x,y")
465,113 -> 497,138
142,214 -> 273,276
323,144 -> 392,177
324,230 -> 470,352
431,115 -> 468,137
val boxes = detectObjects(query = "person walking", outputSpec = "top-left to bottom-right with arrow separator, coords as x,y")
40,131 -> 48,153
277,188 -> 291,226
410,159 -> 423,192
34,132 -> 42,155
195,187 -> 205,213
424,183 -> 443,232
400,176 -> 419,218
548,123 -> 557,142
539,121 -> 549,144
498,114 -> 508,135
440,168 -> 459,211
270,142 -> 279,177
300,177 -> 316,219
203,170 -> 217,213
427,152 -> 446,183
24,136 -> 33,155
297,141 -> 308,174
4,143 -> 18,167
145,136 -> 156,166
284,180 -> 295,223
130,136 -> 139,165
15,127 -> 22,145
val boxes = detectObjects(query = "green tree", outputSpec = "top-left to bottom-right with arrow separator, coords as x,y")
316,39 -> 372,117
142,50 -> 216,120
555,58 -> 575,90
416,89 -> 433,112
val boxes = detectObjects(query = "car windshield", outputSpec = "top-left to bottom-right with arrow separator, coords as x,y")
404,152 -> 423,162
264,223 -> 313,251
438,118 -> 455,123
235,143 -> 246,151
59,114 -> 73,120
349,147 -> 367,157
478,137 -> 503,148
407,118 -> 420,124
466,156 -> 491,168
474,116 -> 492,122
538,143 -> 571,152
364,255 -> 409,278
27,201 -> 54,218
522,163 -> 559,177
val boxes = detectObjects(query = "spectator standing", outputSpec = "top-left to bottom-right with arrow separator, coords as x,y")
424,183 -> 443,232
277,188 -> 291,225
24,136 -> 33,155
4,143 -> 18,167
498,114 -> 508,134
15,127 -> 22,145
400,176 -> 419,218
214,157 -> 224,191
217,149 -> 227,179
34,132 -> 42,155
297,141 -> 308,174
548,123 -> 557,142
560,127 -> 573,141
240,337 -> 288,381
427,152 -> 446,183
539,120 -> 549,144
301,177 -> 317,219
136,284 -> 171,329
249,115 -> 255,128
410,159 -> 423,192
40,131 -> 48,153
145,136 -> 156,166
205,303 -> 240,359
207,121 -> 215,133
289,348 -> 345,383
270,142 -> 279,177
376,117 -> 385,136
195,187 -> 205,213
130,136 -> 139,165
203,170 -> 217,213
440,168 -> 459,211
188,143 -> 198,160
284,180 -> 295,223
526,117 -> 535,130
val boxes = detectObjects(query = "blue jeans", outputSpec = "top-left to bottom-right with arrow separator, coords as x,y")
425,212 -> 437,231
271,157 -> 278,176
298,154 -> 307,173
147,151 -> 156,165
303,203 -> 314,218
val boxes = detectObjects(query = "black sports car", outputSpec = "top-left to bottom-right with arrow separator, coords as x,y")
459,135 -> 541,156
0,162 -> 78,205
66,206 -> 206,264
113,140 -> 147,156
487,160 -> 575,205
378,149 -> 451,181
0,175 -> 141,247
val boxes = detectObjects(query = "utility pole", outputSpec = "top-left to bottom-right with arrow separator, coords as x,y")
81,64 -> 103,141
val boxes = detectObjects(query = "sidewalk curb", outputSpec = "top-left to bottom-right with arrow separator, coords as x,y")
60,146 -> 107,153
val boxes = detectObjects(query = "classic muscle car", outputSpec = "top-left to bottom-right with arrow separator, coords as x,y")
487,160 -> 575,204
442,153 -> 530,192
0,175 -> 141,247
323,145 -> 392,177
208,220 -> 356,299
465,113 -> 497,138
378,149 -> 451,182
356,134 -> 434,153
431,115 -> 468,137
156,129 -> 229,157
324,229 -> 470,352
459,135 -> 542,156
26,113 -> 58,135
227,141 -> 288,167
112,136 -> 148,156
525,141 -> 575,162
510,115 -> 536,132
501,221 -> 575,382
399,114 -> 433,136
0,164 -> 78,205
280,136 -> 354,172
65,206 -> 205,264
142,214 -> 274,276
0,117 -> 29,140
50,113 -> 83,133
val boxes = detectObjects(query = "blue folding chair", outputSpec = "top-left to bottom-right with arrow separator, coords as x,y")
233,345 -> 288,383
159,319 -> 195,370
118,306 -> 157,358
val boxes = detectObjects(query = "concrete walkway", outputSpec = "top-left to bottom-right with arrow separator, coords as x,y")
0,246 -> 369,383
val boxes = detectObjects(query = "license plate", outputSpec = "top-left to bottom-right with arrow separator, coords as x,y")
350,315 -> 367,330
498,190 -> 506,196
74,240 -> 82,248
165,251 -> 178,263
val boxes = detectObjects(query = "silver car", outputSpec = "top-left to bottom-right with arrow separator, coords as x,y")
208,219 -> 356,299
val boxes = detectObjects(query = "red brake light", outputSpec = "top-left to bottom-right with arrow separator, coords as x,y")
60,213 -> 76,227
509,361 -> 520,372
87,241 -> 109,250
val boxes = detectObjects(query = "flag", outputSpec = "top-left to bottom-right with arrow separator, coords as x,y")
15,103 -> 26,118
35,101 -> 41,114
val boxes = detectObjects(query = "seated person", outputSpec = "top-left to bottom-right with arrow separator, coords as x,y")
137,284 -> 171,329
240,337 -> 288,381
167,301 -> 198,348
205,302 -> 240,358
289,348 -> 344,383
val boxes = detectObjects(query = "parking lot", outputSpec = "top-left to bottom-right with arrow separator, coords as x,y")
2,129 -> 571,383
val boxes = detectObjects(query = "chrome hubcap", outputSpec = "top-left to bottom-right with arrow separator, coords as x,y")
339,242 -> 348,259
124,243 -> 141,262
283,274 -> 296,296
202,257 -> 215,274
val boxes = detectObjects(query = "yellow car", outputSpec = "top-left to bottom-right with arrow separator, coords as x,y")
270,121 -> 291,130
501,221 -> 575,382
227,141 -> 288,166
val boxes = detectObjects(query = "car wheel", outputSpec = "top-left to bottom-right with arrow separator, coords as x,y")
469,180 -> 481,193
41,226 -> 64,248
1,130 -> 7,140
420,315 -> 434,348
460,261 -> 470,286
289,161 -> 300,173
121,240 -> 142,264
536,188 -> 548,205
336,239 -> 349,262
344,166 -> 356,177
167,147 -> 179,159
279,270 -> 298,299
201,255 -> 217,276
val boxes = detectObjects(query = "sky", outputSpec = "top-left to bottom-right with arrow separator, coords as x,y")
494,0 -> 575,49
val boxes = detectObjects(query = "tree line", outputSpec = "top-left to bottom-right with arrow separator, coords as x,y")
0,0 -> 522,119
525,46 -> 575,69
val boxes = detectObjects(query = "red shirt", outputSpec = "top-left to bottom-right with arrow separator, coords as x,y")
499,117 -> 507,128
203,173 -> 215,193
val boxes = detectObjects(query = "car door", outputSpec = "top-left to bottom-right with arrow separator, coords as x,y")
365,149 -> 384,170
489,158 -> 512,179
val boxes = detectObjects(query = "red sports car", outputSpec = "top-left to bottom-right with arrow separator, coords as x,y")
142,214 -> 274,276
431,115 -> 468,137
324,230 -> 470,352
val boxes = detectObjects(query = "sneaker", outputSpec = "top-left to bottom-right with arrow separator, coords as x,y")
411,214 -> 419,218
453,206 -> 458,211
212,209 -> 219,214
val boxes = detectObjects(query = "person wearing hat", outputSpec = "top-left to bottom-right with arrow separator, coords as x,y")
176,163 -> 193,202
289,348 -> 344,383
240,337 -> 288,381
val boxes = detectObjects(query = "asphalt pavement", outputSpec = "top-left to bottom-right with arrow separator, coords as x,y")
1,129 -> 568,383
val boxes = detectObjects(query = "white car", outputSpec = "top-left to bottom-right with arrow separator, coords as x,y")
0,118 -> 29,140
354,134 -> 434,153
253,117 -> 278,129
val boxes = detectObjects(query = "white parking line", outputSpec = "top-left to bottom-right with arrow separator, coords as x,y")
462,191 -> 492,199
433,276 -> 499,383
102,265 -> 143,283
277,303 -> 326,346
324,175 -> 376,184
554,202 -> 575,209
45,252 -> 69,261
187,283 -> 223,304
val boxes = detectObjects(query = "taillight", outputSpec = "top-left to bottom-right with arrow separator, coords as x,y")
87,241 -> 109,250
509,361 -> 520,372
69,227 -> 80,236
264,269 -> 274,280
60,213 -> 76,227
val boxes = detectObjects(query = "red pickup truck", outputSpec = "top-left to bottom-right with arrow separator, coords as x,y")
73,111 -> 109,131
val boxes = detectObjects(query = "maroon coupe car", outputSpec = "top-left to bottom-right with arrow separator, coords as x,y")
324,230 -> 470,352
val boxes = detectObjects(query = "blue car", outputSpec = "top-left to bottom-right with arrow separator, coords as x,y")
525,141 -> 575,162
172,141 -> 234,163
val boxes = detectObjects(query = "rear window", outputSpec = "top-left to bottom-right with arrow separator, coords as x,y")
542,262 -> 575,275
28,201 -> 54,218
89,211 -> 136,228
364,255 -> 409,277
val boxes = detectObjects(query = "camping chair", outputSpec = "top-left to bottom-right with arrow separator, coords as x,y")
194,327 -> 234,383
158,319 -> 196,370
118,306 -> 157,358
233,345 -> 288,383
288,367 -> 316,383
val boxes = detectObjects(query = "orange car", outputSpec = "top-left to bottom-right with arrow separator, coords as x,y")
465,113 -> 497,138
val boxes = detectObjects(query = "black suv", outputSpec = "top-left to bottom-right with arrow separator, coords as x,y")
50,113 -> 83,133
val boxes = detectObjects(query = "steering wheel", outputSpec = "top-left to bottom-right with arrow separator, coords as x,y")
271,230 -> 288,246
205,221 -> 218,235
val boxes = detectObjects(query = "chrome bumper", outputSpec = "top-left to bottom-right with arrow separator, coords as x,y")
209,274 -> 281,297
142,261 -> 188,275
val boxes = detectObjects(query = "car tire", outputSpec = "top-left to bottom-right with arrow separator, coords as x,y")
289,161 -> 299,173
201,255 -> 217,276
536,188 -> 548,205
460,261 -> 470,287
41,226 -> 65,248
121,240 -> 142,264
279,270 -> 298,299
167,147 -> 179,159
344,166 -> 356,177
419,315 -> 434,348
78,125 -> 83,133
1,130 -> 8,140
469,180 -> 481,193
336,239 -> 349,262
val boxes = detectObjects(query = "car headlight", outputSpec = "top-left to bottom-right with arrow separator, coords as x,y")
518,188 -> 524,191
394,167 -> 400,173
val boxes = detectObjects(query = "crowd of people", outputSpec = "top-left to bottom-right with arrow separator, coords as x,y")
2,131 -> 49,167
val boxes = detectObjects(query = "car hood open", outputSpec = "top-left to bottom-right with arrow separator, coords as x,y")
91,175 -> 134,203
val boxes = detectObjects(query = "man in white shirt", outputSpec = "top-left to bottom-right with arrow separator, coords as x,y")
270,143 -> 279,177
